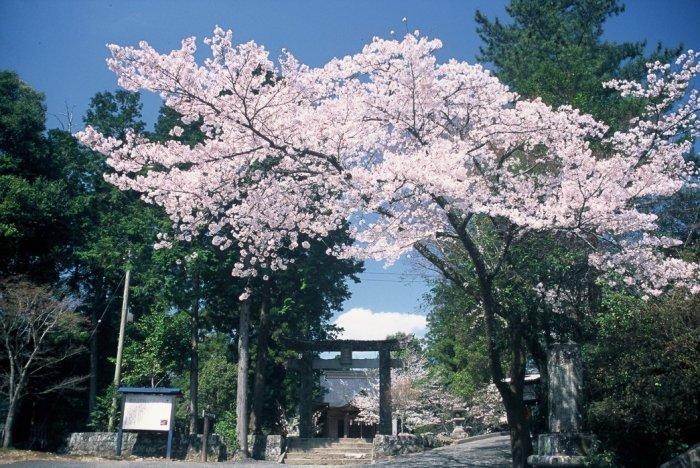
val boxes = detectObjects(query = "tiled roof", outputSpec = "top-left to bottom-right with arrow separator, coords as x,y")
320,370 -> 377,407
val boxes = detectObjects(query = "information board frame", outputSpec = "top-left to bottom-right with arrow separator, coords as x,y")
115,387 -> 182,459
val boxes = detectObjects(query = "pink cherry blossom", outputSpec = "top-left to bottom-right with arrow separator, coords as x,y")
75,28 -> 699,297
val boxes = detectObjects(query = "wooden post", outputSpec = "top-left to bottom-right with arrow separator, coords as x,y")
166,395 -> 176,460
298,352 -> 313,438
378,346 -> 392,435
115,394 -> 126,456
109,268 -> 131,432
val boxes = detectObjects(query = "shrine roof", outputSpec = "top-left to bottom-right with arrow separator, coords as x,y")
321,370 -> 377,407
284,338 -> 401,352
117,387 -> 182,395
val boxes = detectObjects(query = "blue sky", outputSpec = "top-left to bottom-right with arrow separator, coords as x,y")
2,0 -> 699,335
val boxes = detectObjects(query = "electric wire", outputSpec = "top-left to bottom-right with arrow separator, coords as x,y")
88,271 -> 126,338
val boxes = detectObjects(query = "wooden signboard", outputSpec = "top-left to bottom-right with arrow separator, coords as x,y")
122,394 -> 174,431
116,387 -> 181,459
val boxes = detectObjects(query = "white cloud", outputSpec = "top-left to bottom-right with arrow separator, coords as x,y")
334,307 -> 427,340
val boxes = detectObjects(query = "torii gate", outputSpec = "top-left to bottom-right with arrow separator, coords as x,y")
287,339 -> 402,437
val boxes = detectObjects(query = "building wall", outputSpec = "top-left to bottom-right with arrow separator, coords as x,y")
323,407 -> 376,439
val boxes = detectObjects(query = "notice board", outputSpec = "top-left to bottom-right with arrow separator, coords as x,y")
122,393 -> 175,431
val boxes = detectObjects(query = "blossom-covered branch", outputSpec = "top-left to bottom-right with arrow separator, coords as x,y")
77,28 -> 699,296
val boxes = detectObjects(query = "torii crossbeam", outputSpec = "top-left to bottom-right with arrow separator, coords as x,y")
286,339 -> 402,437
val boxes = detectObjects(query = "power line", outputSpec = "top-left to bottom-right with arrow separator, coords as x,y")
88,271 -> 126,338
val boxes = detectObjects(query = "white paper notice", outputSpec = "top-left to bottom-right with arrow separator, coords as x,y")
122,394 -> 174,431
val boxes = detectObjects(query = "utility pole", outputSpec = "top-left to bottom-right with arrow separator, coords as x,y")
108,268 -> 131,432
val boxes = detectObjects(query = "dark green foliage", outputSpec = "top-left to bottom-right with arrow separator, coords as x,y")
214,410 -> 238,452
152,106 -> 204,147
0,72 -> 74,282
195,334 -> 238,417
475,0 -> 680,130
425,281 -> 491,400
84,90 -> 145,138
584,292 -> 700,467
120,310 -> 191,387
87,385 -> 118,431
0,71 -> 48,177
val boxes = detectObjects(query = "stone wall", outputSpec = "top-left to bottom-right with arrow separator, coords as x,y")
372,433 -> 450,460
660,444 -> 700,468
63,432 -> 226,461
248,434 -> 285,460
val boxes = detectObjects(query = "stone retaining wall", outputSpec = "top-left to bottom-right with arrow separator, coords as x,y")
372,433 -> 450,460
63,432 -> 226,461
248,434 -> 285,460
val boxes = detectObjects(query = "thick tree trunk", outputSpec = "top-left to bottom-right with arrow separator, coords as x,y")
3,376 -> 24,449
504,329 -> 532,468
486,313 -> 533,467
422,209 -> 533,466
506,401 -> 533,468
457,229 -> 532,467
250,287 -> 271,435
188,272 -> 200,435
236,298 -> 251,458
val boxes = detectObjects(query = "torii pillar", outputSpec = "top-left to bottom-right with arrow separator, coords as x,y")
378,343 -> 392,435
298,352 -> 314,438
288,338 -> 401,437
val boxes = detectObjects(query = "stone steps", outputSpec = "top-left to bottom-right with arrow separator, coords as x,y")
285,438 -> 373,465
289,447 -> 372,457
285,457 -> 366,465
287,450 -> 372,458
290,437 -> 373,445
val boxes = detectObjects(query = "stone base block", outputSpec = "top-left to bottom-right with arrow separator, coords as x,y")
660,443 -> 700,468
537,432 -> 598,456
373,433 -> 449,459
247,434 -> 285,460
63,431 -> 226,461
528,454 -> 586,467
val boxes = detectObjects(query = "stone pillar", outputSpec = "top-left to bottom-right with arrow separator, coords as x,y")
547,343 -> 582,433
529,343 -> 597,467
339,347 -> 352,368
378,346 -> 392,435
298,352 -> 314,438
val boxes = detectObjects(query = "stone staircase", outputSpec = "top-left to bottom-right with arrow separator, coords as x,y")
284,437 -> 374,465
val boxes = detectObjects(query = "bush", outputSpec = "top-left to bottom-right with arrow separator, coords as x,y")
88,385 -> 118,431
584,292 -> 700,467
213,410 -> 238,454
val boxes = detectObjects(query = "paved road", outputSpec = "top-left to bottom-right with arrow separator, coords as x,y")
3,434 -> 511,468
373,434 -> 511,467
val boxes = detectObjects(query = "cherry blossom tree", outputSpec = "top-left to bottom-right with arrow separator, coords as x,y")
76,28 -> 698,465
464,383 -> 508,435
351,348 -> 459,432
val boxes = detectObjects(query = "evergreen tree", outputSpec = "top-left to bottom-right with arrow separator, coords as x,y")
423,2 -> 695,464
0,71 -> 73,282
